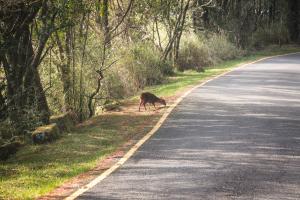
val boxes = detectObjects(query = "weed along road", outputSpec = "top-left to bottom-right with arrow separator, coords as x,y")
75,53 -> 300,199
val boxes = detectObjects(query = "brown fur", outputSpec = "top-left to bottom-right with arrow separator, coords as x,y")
139,92 -> 166,111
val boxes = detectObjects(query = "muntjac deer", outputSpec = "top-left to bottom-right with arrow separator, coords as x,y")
139,92 -> 166,111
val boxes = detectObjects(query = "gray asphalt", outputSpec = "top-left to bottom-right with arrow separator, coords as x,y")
78,53 -> 300,200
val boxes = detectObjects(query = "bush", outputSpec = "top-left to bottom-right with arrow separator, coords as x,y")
129,43 -> 171,86
177,37 -> 213,71
177,33 -> 240,71
207,34 -> 241,61
103,43 -> 173,98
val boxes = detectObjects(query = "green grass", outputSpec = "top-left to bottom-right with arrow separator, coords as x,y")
0,45 -> 299,199
0,115 -> 160,199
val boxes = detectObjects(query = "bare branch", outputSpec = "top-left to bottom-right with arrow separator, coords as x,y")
109,0 -> 133,35
199,0 -> 214,8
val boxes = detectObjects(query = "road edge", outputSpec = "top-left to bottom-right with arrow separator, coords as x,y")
65,52 -> 300,200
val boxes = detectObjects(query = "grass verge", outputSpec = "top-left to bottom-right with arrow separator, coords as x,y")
0,45 -> 299,200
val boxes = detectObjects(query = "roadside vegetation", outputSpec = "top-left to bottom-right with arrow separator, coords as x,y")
1,45 -> 300,199
1,0 -> 300,199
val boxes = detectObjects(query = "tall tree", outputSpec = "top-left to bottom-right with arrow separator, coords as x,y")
0,0 -> 63,131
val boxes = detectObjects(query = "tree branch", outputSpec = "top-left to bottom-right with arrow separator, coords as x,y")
109,0 -> 133,36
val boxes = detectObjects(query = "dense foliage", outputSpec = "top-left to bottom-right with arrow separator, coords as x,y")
0,0 -> 299,140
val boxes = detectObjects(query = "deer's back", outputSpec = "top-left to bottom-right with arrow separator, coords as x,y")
140,92 -> 160,103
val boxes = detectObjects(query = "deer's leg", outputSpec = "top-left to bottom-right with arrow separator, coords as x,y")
153,103 -> 156,110
139,100 -> 142,112
144,103 -> 147,110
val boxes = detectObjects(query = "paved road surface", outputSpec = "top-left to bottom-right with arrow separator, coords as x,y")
78,53 -> 300,200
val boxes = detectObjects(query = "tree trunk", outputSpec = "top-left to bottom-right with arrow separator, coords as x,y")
54,29 -> 73,111
3,28 -> 50,130
101,0 -> 111,46
0,80 -> 7,121
0,2 -> 50,131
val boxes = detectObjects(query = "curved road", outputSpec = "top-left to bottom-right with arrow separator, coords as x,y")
78,53 -> 300,199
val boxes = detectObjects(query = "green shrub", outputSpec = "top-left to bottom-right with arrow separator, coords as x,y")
104,69 -> 129,99
103,43 -> 173,98
177,37 -> 213,71
177,33 -> 240,71
157,59 -> 174,76
130,43 -> 168,86
207,34 -> 241,61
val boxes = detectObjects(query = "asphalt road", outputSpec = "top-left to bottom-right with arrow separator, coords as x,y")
78,53 -> 300,200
